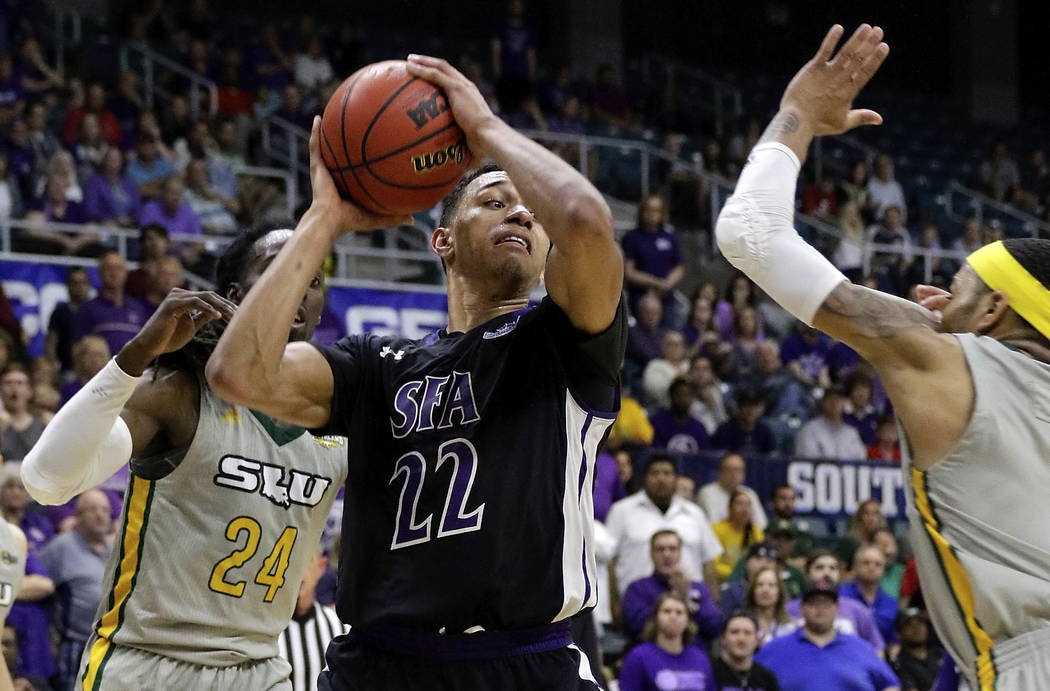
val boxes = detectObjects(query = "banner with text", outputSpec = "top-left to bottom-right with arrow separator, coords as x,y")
1,258 -> 450,357
677,452 -> 906,520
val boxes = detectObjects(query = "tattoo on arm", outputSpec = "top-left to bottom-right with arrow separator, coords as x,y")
758,110 -> 801,145
819,282 -> 939,339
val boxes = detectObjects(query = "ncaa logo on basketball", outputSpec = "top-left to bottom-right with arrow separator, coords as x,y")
412,139 -> 467,174
405,90 -> 450,129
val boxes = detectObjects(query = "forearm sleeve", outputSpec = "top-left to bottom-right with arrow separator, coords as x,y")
715,142 -> 848,325
22,358 -> 137,505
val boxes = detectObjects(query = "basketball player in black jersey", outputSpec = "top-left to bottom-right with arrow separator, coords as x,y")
208,55 -> 625,690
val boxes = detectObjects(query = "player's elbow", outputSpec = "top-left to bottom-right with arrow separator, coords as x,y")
20,461 -> 72,507
563,194 -> 614,243
205,356 -> 255,406
714,194 -> 753,266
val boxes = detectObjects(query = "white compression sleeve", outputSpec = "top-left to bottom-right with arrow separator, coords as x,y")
715,142 -> 848,325
21,357 -> 137,505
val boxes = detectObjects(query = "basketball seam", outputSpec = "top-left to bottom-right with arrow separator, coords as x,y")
338,71 -> 396,214
359,77 -> 468,192
328,120 -> 460,174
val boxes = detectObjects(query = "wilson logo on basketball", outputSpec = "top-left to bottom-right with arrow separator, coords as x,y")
413,140 -> 467,174
405,90 -> 450,129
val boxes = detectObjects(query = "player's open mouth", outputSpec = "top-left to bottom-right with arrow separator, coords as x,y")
292,306 -> 308,328
494,231 -> 531,253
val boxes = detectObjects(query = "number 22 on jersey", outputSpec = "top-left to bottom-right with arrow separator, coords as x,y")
390,438 -> 485,550
209,516 -> 298,602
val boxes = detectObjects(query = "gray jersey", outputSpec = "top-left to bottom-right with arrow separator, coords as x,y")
0,521 -> 24,623
81,380 -> 346,681
902,334 -> 1050,689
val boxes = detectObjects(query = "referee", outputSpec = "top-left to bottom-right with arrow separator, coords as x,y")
278,547 -> 348,691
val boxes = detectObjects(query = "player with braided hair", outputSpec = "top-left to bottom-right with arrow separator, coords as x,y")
21,225 -> 353,691
715,23 -> 1050,690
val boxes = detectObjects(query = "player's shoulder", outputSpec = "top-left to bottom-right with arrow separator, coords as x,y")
4,522 -> 26,556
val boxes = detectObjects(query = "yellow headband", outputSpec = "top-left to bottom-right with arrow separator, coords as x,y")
967,240 -> 1050,340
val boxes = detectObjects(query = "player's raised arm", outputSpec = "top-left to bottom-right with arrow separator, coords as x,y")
205,118 -> 410,428
23,290 -> 234,505
714,25 -> 978,467
406,55 -> 623,334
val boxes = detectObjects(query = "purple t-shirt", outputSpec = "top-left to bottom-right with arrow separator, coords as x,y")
139,199 -> 203,236
83,173 -> 140,222
649,410 -> 711,454
7,552 -> 56,678
619,641 -> 715,691
19,511 -> 54,553
622,226 -> 683,304
72,294 -> 151,356
593,451 -> 626,523
779,332 -> 832,381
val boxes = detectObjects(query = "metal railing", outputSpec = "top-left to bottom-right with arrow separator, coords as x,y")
861,242 -> 968,285
260,117 -> 310,177
119,42 -> 218,120
0,216 -> 443,284
232,164 -> 297,221
944,181 -> 1050,238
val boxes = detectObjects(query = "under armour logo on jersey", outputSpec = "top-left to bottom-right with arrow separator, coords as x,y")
380,346 -> 405,361
213,455 -> 333,509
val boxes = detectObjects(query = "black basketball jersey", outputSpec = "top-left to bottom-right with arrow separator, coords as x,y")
312,296 -> 626,633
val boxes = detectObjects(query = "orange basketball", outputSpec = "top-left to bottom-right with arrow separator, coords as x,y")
319,60 -> 474,215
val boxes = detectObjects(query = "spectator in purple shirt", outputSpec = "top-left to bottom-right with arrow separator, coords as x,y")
619,592 -> 716,691
83,147 -> 140,226
72,251 -> 151,355
839,544 -> 899,647
623,529 -> 724,649
0,462 -> 52,552
58,334 -> 110,406
843,371 -> 879,445
627,293 -> 666,376
593,448 -> 626,523
779,323 -> 832,394
622,194 -> 684,324
139,174 -> 203,237
650,378 -> 711,454
20,170 -> 96,255
6,549 -> 56,681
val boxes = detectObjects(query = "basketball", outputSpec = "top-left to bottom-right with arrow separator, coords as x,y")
319,60 -> 474,216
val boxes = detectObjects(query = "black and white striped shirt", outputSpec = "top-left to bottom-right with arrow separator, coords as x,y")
277,602 -> 349,691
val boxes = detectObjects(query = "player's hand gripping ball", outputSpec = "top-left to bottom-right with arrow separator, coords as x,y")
319,60 -> 475,215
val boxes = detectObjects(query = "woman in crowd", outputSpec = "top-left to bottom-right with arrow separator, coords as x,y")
744,566 -> 797,646
619,592 -> 715,691
713,490 -> 765,581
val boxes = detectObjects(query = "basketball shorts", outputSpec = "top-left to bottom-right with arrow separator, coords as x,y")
974,626 -> 1050,691
317,622 -> 603,691
76,636 -> 292,691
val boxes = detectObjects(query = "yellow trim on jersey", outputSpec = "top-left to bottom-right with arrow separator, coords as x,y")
911,468 -> 996,691
82,476 -> 153,691
968,240 -> 1050,341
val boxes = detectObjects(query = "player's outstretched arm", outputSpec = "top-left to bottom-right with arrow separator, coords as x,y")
715,25 -> 973,468
23,290 -> 235,504
206,118 -> 410,427
407,55 -> 623,334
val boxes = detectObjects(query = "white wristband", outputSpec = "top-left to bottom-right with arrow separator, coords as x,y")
715,143 -> 847,325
